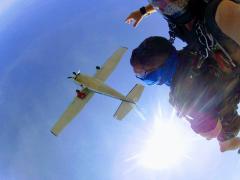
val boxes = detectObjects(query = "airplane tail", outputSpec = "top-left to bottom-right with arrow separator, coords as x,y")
114,84 -> 144,120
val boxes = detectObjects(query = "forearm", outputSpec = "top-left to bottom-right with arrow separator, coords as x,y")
125,4 -> 157,27
145,4 -> 156,15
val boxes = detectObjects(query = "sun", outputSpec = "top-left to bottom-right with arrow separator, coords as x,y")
135,107 -> 192,170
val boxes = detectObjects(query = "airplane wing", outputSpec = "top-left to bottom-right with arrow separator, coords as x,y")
94,47 -> 128,81
51,88 -> 94,136
51,47 -> 127,136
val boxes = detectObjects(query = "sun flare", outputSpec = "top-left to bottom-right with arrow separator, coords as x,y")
135,107 -> 191,170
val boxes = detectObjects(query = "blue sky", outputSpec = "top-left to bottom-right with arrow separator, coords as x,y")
0,0 -> 240,180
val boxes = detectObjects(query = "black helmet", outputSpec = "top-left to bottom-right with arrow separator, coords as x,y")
130,36 -> 176,67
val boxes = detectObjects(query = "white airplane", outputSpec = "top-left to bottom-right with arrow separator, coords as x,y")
51,47 -> 144,136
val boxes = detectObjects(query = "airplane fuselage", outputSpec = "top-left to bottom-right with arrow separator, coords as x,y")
74,74 -> 135,104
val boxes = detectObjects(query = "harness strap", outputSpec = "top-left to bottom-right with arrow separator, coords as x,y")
168,20 -> 237,70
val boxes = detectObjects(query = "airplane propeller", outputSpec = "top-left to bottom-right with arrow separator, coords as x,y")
72,71 -> 80,75
68,71 -> 81,79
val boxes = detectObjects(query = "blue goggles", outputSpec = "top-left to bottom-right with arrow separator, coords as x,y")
136,52 -> 179,86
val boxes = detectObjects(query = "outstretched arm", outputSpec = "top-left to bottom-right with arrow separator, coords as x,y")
125,4 -> 156,27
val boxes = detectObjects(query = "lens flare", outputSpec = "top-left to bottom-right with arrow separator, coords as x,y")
135,106 -> 191,170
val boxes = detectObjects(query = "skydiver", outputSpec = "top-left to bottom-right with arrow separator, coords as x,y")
126,0 -> 240,69
130,36 -> 240,152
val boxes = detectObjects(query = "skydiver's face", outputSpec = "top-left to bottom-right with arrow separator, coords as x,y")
132,55 -> 167,77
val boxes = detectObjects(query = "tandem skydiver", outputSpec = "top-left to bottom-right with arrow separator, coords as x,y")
126,0 -> 240,69
130,36 -> 240,152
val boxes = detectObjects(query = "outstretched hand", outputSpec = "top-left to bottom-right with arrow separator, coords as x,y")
125,10 -> 143,28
